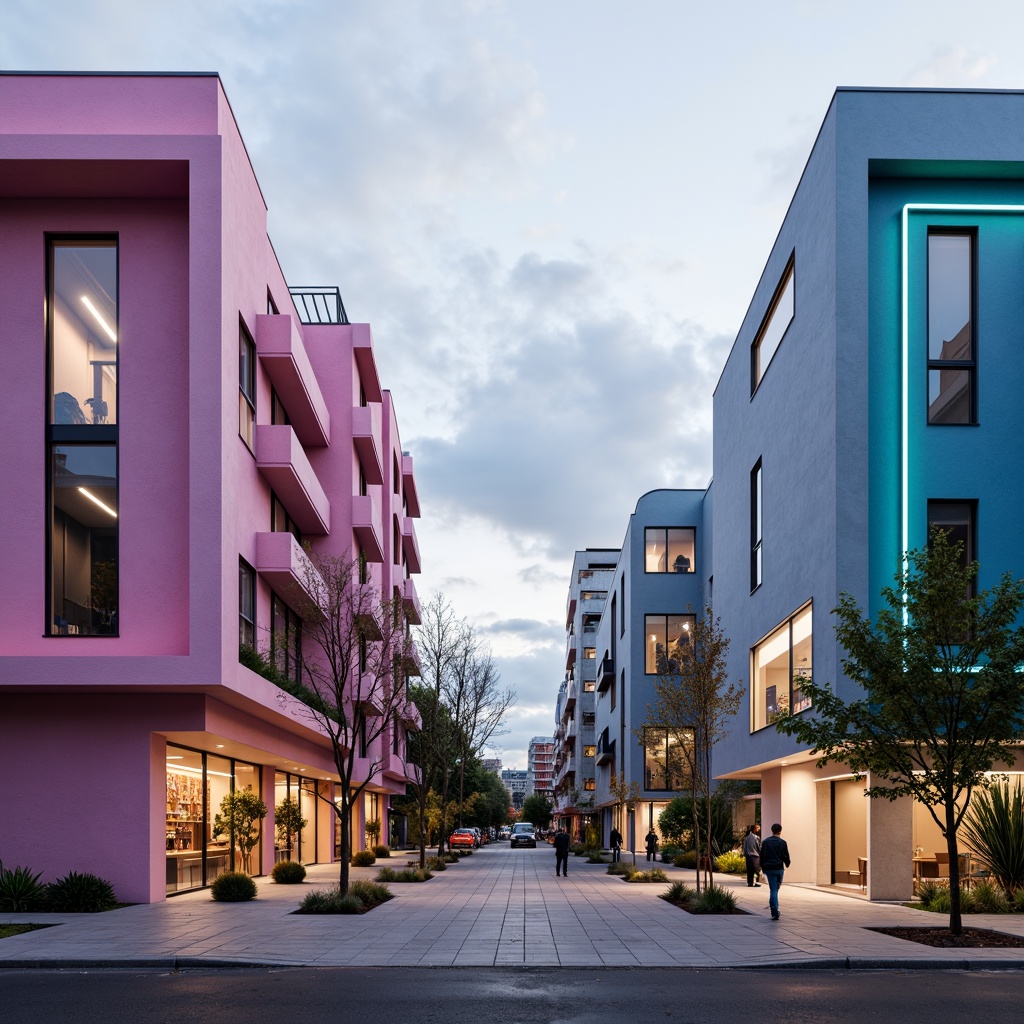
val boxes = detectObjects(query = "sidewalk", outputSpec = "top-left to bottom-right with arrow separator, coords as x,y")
3,845 -> 1024,969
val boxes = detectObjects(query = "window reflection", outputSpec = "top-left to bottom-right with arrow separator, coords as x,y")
50,445 -> 118,635
928,233 -> 974,424
751,603 -> 813,732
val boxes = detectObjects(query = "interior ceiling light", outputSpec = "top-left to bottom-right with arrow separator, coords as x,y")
81,295 -> 117,343
78,487 -> 117,518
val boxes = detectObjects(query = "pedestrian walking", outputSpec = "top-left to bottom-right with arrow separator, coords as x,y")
645,828 -> 659,862
554,827 -> 570,877
760,822 -> 791,920
610,826 -> 622,863
743,824 -> 762,887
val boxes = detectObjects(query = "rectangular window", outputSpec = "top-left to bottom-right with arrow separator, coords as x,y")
48,238 -> 119,636
271,386 -> 290,427
584,778 -> 595,792
750,460 -> 762,591
583,745 -> 596,758
751,255 -> 795,392
271,592 -> 302,683
583,680 -> 595,692
928,500 -> 977,604
583,647 -> 596,660
239,559 -> 255,649
271,492 -> 301,543
643,727 -> 692,791
50,445 -> 119,635
751,603 -> 812,732
644,527 -> 695,573
645,614 -> 696,674
928,232 -> 975,425
239,320 -> 256,450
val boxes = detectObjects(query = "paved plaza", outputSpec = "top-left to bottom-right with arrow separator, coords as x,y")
3,844 -> 1024,969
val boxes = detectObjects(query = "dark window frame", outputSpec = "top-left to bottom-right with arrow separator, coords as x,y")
239,318 -> 256,451
644,526 -> 697,574
926,229 -> 977,426
750,459 -> 763,593
239,558 -> 256,649
750,252 -> 795,395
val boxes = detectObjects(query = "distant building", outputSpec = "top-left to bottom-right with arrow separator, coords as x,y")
481,758 -> 502,775
501,769 -> 529,809
528,737 -> 555,800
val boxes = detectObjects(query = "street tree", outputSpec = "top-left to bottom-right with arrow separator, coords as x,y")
777,531 -> 1024,935
642,608 -> 743,889
520,793 -> 553,830
285,552 -> 417,895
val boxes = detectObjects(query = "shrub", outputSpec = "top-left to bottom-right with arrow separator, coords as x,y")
0,862 -> 47,913
628,869 -> 668,883
297,887 -> 363,915
664,881 -> 695,904
378,867 -> 431,882
690,883 -> 738,914
373,845 -> 391,858
570,843 -> 586,857
714,850 -> 746,874
658,796 -> 735,852
210,872 -> 257,902
44,872 -> 118,912
925,885 -> 975,915
349,880 -> 393,907
1013,887 -> 1024,912
915,880 -> 946,909
586,852 -> 607,864
426,857 -> 447,871
961,779 -> 1024,897
674,852 -> 697,869
271,861 -> 307,884
351,850 -> 376,867
660,847 -> 678,863
970,879 -> 1011,914
607,862 -> 630,876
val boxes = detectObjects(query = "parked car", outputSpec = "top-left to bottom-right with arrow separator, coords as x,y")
499,826 -> 511,840
510,823 -> 537,848
449,828 -> 477,850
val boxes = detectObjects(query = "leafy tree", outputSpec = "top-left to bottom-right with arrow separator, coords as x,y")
642,609 -> 743,889
213,789 -> 267,874
274,797 -> 307,858
284,552 -> 418,895
777,531 -> 1024,935
520,794 -> 553,829
658,796 -> 735,853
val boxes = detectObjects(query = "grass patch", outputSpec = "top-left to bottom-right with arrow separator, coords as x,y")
0,923 -> 54,939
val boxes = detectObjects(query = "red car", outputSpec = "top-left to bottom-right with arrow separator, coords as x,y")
449,828 -> 476,850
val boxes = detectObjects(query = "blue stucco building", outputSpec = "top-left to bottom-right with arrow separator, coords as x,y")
559,88 -> 1024,898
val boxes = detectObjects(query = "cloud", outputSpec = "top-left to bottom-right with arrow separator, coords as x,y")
907,45 -> 999,88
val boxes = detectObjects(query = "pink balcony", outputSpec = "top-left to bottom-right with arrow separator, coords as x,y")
402,641 -> 423,678
354,581 -> 383,641
354,675 -> 385,717
352,404 -> 384,485
401,516 -> 421,574
352,324 -> 383,403
352,492 -> 384,563
402,452 -> 420,518
400,700 -> 422,730
401,577 -> 422,625
254,532 -> 324,615
255,425 -> 330,534
254,314 -> 329,447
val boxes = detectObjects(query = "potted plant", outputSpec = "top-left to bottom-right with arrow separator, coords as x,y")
275,797 -> 307,859
213,789 -> 267,874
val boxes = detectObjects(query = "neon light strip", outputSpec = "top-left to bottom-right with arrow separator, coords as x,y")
78,486 -> 117,518
81,295 -> 117,342
901,202 -> 1024,625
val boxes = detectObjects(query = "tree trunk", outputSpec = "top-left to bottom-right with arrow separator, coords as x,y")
337,794 -> 351,895
416,787 -> 428,869
946,805 -> 963,936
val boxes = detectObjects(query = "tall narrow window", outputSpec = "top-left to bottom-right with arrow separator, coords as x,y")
928,232 -> 975,424
751,255 -> 795,392
239,559 -> 255,648
48,238 -> 119,635
928,500 -> 977,600
750,460 -> 762,591
239,320 -> 256,450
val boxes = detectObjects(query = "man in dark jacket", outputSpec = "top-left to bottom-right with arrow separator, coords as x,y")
554,827 -> 571,877
759,823 -> 791,920
609,826 -> 623,863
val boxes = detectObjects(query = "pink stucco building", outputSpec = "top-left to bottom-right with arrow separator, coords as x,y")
0,72 -> 423,903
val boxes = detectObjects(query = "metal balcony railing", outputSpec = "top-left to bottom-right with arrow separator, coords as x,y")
289,286 -> 350,325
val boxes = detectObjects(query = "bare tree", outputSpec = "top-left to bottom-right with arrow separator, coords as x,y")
283,552 -> 417,895
644,607 -> 743,889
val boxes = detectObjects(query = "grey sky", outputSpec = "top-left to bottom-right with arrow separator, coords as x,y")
6,0 -> 1022,768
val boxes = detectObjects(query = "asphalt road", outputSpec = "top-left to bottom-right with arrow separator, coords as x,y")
1,967 -> 1021,1023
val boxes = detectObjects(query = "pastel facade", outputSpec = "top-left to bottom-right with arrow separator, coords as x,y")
0,73 -> 422,903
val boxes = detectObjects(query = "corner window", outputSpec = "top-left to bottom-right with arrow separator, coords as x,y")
47,238 -> 119,636
751,254 -> 794,393
645,528 -> 695,573
928,232 -> 975,425
239,559 -> 255,649
239,320 -> 256,450
751,603 -> 812,732
645,614 -> 696,674
750,460 -> 762,591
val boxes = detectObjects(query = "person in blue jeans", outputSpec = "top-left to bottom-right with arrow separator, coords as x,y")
759,823 -> 791,920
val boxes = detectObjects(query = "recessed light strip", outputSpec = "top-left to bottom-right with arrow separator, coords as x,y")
81,295 -> 117,343
78,487 -> 117,518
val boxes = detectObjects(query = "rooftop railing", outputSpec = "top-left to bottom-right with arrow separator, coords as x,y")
289,286 -> 350,325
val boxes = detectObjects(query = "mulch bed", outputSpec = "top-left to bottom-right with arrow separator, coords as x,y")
661,897 -> 748,915
870,926 -> 1024,948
